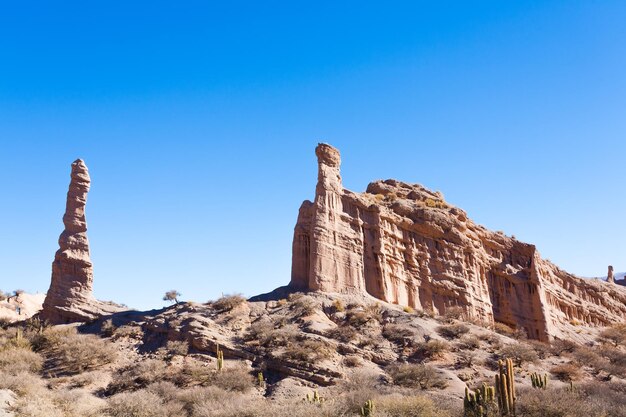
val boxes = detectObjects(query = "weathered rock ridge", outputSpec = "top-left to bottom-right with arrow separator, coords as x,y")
291,144 -> 626,341
41,159 -> 121,324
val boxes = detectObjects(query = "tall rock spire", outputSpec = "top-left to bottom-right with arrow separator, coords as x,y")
41,160 -> 121,323
608,265 -> 615,284
290,143 -> 367,293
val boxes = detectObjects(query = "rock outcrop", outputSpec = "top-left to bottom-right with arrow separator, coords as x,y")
608,265 -> 615,283
291,144 -> 626,341
41,159 -> 122,324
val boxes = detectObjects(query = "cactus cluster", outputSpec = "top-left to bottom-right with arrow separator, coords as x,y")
360,399 -> 375,416
530,372 -> 548,389
464,383 -> 496,417
304,390 -> 324,404
495,358 -> 516,416
257,371 -> 265,388
216,344 -> 224,371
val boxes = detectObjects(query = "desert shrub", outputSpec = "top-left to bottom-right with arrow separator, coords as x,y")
145,380 -> 181,402
0,346 -> 43,374
11,395 -> 63,417
515,386 -> 618,417
246,322 -> 298,348
106,390 -> 173,417
107,359 -> 170,394
101,319 -> 116,337
332,299 -> 345,312
346,310 -> 373,327
289,294 -> 318,317
28,326 -> 76,351
493,322 -> 516,337
212,294 -> 246,312
578,381 -> 626,414
112,324 -> 143,340
0,317 -> 12,329
458,334 -> 480,350
0,371 -> 45,396
163,340 -> 189,357
598,345 -> 626,377
44,330 -> 117,374
403,306 -> 415,314
376,394 -> 451,417
598,323 -> 626,346
388,363 -> 448,389
413,339 -> 449,361
478,332 -> 501,347
499,342 -> 538,366
281,339 -> 333,362
343,355 -> 362,367
456,351 -> 477,368
211,364 -> 255,392
526,339 -> 551,359
364,303 -> 384,323
346,304 -> 383,326
47,388 -> 107,417
171,363 -> 254,392
550,363 -> 582,382
0,290 -> 6,301
175,360 -> 213,386
550,339 -> 578,356
572,346 -> 612,376
571,345 -> 626,379
442,306 -> 464,322
437,323 -> 470,339
325,325 -> 358,343
382,324 -> 416,344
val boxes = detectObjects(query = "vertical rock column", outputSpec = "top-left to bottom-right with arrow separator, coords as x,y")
41,160 -> 98,323
608,265 -> 615,284
307,143 -> 365,292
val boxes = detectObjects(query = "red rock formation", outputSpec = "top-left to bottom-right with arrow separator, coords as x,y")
41,160 -> 122,324
608,265 -> 615,283
291,144 -> 626,341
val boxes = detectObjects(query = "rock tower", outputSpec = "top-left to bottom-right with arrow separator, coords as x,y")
41,160 -> 121,324
291,144 -> 626,341
608,265 -> 615,283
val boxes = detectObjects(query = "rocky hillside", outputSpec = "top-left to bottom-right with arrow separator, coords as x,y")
1,294 -> 626,416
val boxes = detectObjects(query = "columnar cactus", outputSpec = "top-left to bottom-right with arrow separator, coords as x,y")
258,371 -> 265,388
495,358 -> 516,416
464,383 -> 496,417
361,399 -> 375,416
305,390 -> 324,404
530,372 -> 548,389
216,344 -> 224,371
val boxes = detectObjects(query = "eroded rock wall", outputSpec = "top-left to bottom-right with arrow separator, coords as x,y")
291,144 -> 626,341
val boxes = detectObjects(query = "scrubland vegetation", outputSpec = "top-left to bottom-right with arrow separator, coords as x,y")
1,296 -> 626,416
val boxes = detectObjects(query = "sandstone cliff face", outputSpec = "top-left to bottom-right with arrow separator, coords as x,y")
41,160 -> 121,324
291,144 -> 626,341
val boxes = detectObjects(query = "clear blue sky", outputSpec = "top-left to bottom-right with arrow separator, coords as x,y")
1,1 -> 625,310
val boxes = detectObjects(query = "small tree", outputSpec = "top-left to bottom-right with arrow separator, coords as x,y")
163,290 -> 181,304
8,289 -> 24,302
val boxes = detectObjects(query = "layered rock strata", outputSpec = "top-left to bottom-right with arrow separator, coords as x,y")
291,144 -> 626,341
41,159 -> 121,324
